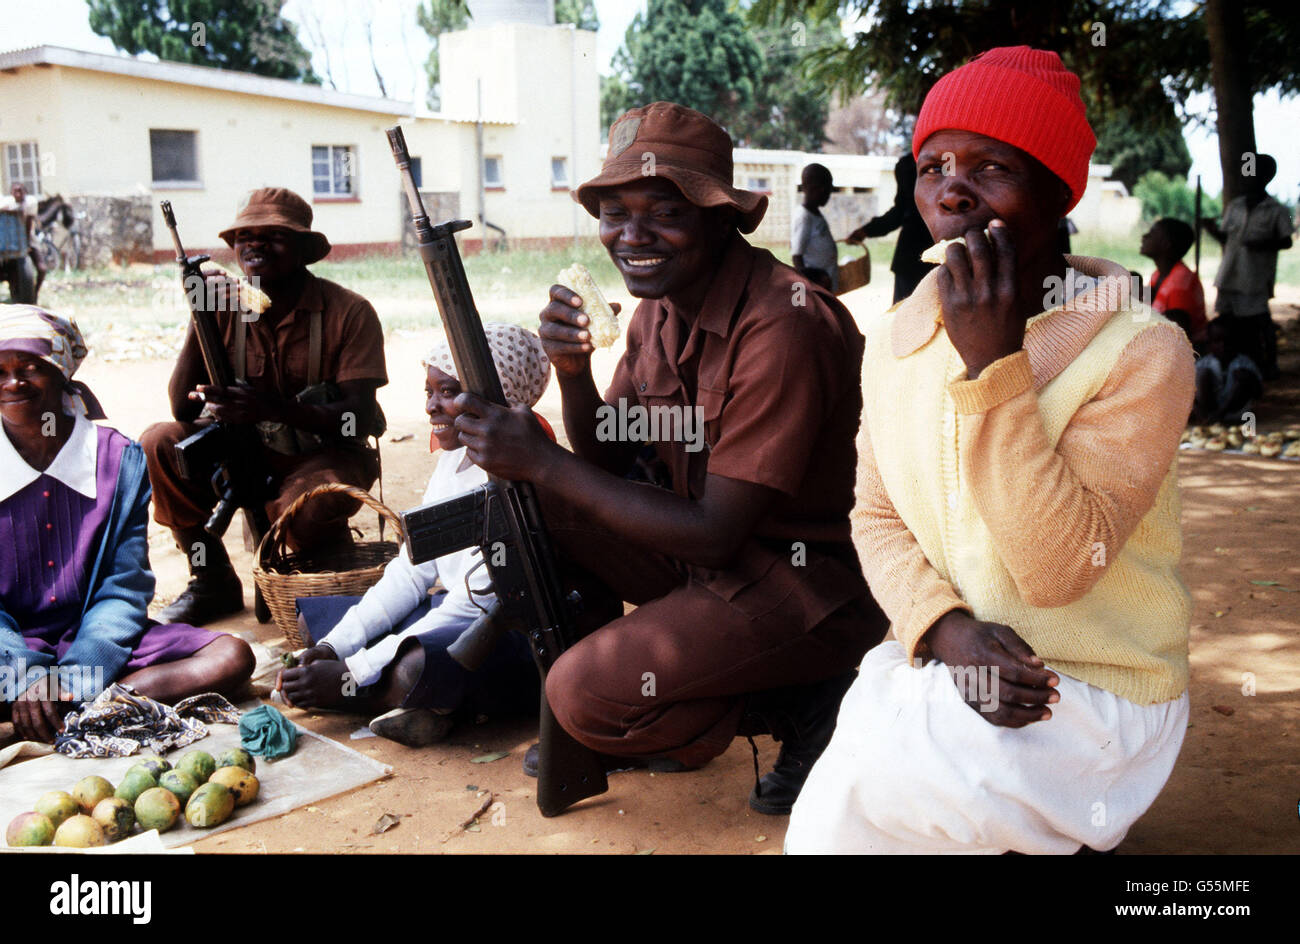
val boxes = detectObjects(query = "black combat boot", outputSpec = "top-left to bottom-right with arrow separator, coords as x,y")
745,670 -> 857,816
158,527 -> 245,624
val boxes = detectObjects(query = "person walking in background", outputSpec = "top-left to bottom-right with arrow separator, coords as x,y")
1141,217 -> 1207,346
791,163 -> 838,292
846,154 -> 936,303
1200,155 -> 1293,380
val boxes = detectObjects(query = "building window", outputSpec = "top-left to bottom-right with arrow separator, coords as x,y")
484,156 -> 503,189
4,142 -> 41,194
747,176 -> 772,194
150,130 -> 199,185
409,156 -> 423,190
312,145 -> 356,197
551,157 -> 569,188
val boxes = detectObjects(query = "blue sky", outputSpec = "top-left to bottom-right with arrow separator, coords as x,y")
2,0 -> 1296,202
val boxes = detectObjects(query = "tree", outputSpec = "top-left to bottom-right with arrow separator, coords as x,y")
1092,106 -> 1191,194
86,0 -> 319,82
604,0 -> 832,150
1134,171 -> 1221,224
605,0 -> 764,137
727,19 -> 838,151
555,0 -> 599,31
751,1 -> 1300,206
416,0 -> 471,110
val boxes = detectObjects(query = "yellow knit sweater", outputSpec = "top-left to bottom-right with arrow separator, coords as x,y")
854,255 -> 1195,705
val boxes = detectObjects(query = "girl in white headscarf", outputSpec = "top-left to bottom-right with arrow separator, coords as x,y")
279,324 -> 551,746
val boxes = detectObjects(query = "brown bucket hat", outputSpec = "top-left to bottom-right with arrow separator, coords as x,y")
218,187 -> 332,264
574,102 -> 768,234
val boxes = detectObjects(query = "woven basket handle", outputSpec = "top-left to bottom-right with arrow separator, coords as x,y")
257,482 -> 405,571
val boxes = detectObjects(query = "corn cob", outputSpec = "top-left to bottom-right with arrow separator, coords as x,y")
556,263 -> 620,348
239,278 -> 272,315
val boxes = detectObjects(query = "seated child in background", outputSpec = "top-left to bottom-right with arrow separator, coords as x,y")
792,163 -> 838,292
1140,217 -> 1207,346
1,305 -> 253,743
787,47 -> 1196,854
277,324 -> 551,746
1193,317 -> 1263,425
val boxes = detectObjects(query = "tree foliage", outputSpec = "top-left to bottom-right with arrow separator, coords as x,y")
555,0 -> 600,31
604,0 -> 832,149
1092,104 -> 1191,193
86,0 -> 318,81
1134,170 -> 1221,224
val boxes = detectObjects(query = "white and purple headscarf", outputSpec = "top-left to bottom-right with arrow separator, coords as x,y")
0,304 -> 106,419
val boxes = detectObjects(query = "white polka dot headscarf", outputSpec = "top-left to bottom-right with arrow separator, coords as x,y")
422,323 -> 551,408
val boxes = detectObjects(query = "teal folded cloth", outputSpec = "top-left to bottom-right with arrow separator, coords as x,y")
238,705 -> 297,759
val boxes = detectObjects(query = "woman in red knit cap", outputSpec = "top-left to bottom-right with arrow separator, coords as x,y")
787,47 -> 1196,854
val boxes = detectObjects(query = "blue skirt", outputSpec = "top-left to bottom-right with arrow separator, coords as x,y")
296,593 -> 539,718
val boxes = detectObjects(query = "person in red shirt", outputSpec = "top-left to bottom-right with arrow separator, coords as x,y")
1140,217 -> 1207,346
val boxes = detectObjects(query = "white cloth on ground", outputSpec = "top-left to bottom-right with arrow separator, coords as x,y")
786,640 -> 1189,855
319,447 -> 493,687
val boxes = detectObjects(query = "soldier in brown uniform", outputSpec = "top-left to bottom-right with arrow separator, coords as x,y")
141,188 -> 387,625
450,103 -> 887,814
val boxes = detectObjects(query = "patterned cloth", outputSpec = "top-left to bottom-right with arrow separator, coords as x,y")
0,304 -> 106,419
423,323 -> 550,408
53,683 -> 241,758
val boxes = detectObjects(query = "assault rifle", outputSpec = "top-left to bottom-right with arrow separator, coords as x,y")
160,201 -> 275,622
385,126 -> 608,817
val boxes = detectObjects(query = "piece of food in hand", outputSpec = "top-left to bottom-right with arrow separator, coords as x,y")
920,230 -> 993,265
238,278 -> 271,314
556,263 -> 620,348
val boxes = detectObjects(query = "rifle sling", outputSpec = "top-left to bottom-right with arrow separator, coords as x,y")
234,307 -> 323,388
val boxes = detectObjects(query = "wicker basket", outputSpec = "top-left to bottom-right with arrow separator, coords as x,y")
253,483 -> 405,647
836,245 -> 871,295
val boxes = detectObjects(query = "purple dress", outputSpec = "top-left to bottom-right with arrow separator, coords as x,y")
1,425 -> 219,672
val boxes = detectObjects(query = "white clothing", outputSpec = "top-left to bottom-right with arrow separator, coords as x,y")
0,194 -> 37,220
0,411 -> 98,502
791,205 -> 839,293
1215,195 -> 1292,299
320,447 -> 493,687
786,641 -> 1189,855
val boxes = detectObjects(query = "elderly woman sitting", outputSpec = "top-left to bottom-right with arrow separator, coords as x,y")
0,305 -> 254,743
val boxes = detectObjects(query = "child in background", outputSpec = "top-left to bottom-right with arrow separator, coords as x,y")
1140,217 -> 1207,346
788,47 -> 1195,854
792,163 -> 838,292
278,324 -> 551,746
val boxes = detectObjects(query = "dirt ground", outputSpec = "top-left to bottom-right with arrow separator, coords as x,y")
3,279 -> 1298,854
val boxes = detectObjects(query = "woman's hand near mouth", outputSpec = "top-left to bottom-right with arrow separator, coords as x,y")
936,220 -> 1026,380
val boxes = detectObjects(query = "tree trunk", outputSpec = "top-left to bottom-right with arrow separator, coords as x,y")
1205,0 -> 1257,203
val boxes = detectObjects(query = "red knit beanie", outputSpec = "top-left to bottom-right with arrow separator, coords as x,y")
912,46 -> 1096,212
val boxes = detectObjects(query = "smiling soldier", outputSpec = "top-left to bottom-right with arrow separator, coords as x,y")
448,102 -> 887,815
786,48 -> 1196,854
140,188 -> 387,624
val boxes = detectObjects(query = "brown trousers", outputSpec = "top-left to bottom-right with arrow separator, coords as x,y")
540,491 -> 887,768
139,421 -> 378,551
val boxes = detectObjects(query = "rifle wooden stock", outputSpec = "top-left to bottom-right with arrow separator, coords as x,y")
386,125 -> 608,816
